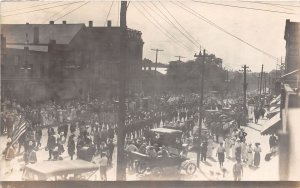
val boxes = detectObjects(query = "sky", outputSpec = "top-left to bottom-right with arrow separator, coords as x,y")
1,0 -> 300,72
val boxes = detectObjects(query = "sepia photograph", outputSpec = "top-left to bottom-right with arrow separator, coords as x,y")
0,0 -> 300,184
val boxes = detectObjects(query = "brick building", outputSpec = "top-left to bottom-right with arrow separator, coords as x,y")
1,21 -> 144,102
284,19 -> 300,88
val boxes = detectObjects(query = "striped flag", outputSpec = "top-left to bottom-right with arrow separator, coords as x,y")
10,116 -> 28,146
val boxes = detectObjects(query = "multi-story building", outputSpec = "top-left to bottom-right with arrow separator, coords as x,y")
1,20 -> 144,102
284,19 -> 300,88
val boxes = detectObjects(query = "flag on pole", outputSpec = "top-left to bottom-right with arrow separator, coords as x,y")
10,116 -> 28,146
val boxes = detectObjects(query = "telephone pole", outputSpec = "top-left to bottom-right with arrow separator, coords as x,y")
116,0 -> 128,181
175,55 -> 186,62
151,48 -> 164,72
240,65 -> 250,115
259,64 -> 264,97
264,72 -> 267,94
194,49 -> 205,168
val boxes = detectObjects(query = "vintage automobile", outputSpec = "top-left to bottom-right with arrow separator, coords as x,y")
127,127 -> 197,176
22,160 -> 99,181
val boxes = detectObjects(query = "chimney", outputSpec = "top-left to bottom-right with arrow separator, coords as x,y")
49,21 -> 54,24
62,21 -> 67,24
26,22 -> 29,25
89,21 -> 93,27
107,20 -> 112,27
33,26 -> 39,44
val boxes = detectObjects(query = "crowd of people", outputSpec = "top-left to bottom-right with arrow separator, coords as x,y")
1,92 -> 279,180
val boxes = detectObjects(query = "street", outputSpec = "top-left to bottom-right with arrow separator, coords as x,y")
0,117 -> 278,181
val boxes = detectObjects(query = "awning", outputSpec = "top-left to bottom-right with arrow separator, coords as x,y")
261,113 -> 281,135
270,95 -> 281,105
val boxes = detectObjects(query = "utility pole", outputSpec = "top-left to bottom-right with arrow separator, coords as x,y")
268,74 -> 271,94
259,64 -> 264,97
257,73 -> 260,95
151,48 -> 163,96
194,49 -> 205,168
175,55 -> 186,62
264,72 -> 267,94
151,48 -> 164,72
116,0 -> 127,181
240,65 -> 250,115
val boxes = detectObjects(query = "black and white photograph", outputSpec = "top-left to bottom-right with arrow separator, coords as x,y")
0,0 -> 300,183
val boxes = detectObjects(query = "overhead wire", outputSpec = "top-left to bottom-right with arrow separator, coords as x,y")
104,1 -> 114,26
174,1 -> 278,62
192,1 -> 296,15
1,1 -> 61,13
240,1 -> 294,11
132,2 -> 194,53
54,1 -> 90,22
158,1 -> 203,49
143,2 -> 199,49
2,2 -> 83,17
42,2 -> 80,23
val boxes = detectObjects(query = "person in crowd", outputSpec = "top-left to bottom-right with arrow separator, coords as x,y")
47,129 -> 57,160
25,141 -> 37,164
241,140 -> 247,162
67,134 -> 76,160
231,138 -> 236,160
2,138 -> 15,174
253,143 -> 262,167
125,141 -> 138,171
254,108 -> 260,124
224,137 -> 231,159
99,153 -> 108,181
207,135 -> 214,158
138,143 -> 147,154
233,160 -> 243,181
247,143 -> 253,167
148,146 -> 158,158
158,145 -> 170,158
216,142 -> 225,168
107,139 -> 114,166
35,127 -> 42,148
57,132 -> 66,156
235,139 -> 242,162
201,140 -> 208,162
269,134 -> 277,152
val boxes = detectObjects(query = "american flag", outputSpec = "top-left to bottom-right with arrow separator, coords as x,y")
10,115 -> 28,146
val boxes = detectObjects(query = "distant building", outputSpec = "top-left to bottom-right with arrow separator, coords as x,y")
1,20 -> 144,102
284,19 -> 300,88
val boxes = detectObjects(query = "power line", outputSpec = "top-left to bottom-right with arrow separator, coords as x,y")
104,1 -> 114,26
132,2 -> 194,53
42,2 -> 80,23
144,2 -> 199,49
138,2 -> 193,51
158,1 -> 203,49
2,2 -> 82,17
54,2 -> 89,22
240,1 -> 294,11
192,1 -> 296,15
1,1 -> 61,13
174,2 -> 277,61
242,1 -> 300,9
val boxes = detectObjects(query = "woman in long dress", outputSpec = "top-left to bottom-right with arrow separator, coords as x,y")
224,137 -> 231,159
253,143 -> 262,167
206,136 -> 214,158
247,144 -> 253,166
241,141 -> 247,162
231,138 -> 236,160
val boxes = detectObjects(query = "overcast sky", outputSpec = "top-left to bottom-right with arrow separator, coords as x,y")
2,1 -> 300,72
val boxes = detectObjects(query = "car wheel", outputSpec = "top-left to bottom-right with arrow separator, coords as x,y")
151,167 -> 163,177
136,162 -> 147,174
185,163 -> 197,175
